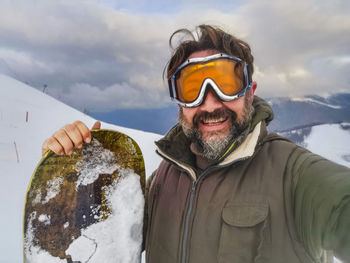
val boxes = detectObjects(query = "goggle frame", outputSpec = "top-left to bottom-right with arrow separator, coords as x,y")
168,53 -> 252,107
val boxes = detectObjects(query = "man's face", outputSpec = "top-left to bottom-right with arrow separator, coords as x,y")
177,50 -> 256,160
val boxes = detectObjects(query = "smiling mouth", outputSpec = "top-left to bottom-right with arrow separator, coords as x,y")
193,108 -> 237,129
200,116 -> 228,125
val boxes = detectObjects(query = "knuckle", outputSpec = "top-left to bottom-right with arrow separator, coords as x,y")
44,137 -> 57,150
53,130 -> 72,148
66,126 -> 83,144
47,139 -> 63,155
74,121 -> 90,137
75,121 -> 88,131
50,144 -> 62,154
46,137 -> 56,146
64,124 -> 73,131
64,125 -> 77,135
75,120 -> 87,129
73,120 -> 83,126
81,130 -> 91,139
42,141 -> 49,154
54,129 -> 65,138
61,144 -> 72,155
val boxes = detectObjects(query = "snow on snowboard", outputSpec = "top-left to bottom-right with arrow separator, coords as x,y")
23,130 -> 145,263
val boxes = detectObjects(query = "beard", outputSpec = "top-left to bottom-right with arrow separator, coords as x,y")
178,94 -> 254,161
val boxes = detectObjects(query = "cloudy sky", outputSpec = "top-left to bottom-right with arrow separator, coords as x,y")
1,0 -> 349,112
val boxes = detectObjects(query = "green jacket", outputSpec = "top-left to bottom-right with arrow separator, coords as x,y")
145,97 -> 350,263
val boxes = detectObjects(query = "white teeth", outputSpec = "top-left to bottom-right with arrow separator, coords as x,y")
202,116 -> 227,125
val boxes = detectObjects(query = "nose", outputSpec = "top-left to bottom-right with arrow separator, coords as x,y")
200,89 -> 223,112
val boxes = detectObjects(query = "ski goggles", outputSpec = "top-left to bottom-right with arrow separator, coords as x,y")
168,53 -> 252,107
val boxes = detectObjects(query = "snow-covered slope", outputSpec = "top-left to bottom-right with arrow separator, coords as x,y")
0,74 -> 162,263
304,123 -> 350,168
280,123 -> 350,169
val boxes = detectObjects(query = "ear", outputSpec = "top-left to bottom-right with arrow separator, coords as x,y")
250,81 -> 257,101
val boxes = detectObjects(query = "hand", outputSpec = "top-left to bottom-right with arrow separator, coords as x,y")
41,121 -> 101,156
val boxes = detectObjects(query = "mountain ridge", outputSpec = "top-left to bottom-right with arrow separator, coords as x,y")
89,93 -> 350,135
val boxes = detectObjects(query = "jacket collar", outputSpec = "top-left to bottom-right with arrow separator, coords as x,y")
219,121 -> 261,166
155,96 -> 273,179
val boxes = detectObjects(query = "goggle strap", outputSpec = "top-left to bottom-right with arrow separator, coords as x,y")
168,79 -> 174,98
246,64 -> 252,83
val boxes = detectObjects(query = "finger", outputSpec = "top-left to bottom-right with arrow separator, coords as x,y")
42,139 -> 49,156
73,120 -> 92,143
91,121 -> 101,130
42,137 -> 65,156
63,123 -> 84,149
53,129 -> 74,155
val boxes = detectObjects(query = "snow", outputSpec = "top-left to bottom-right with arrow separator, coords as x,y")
24,133 -> 145,262
37,214 -> 51,225
25,168 -> 144,263
0,74 -> 162,263
303,123 -> 350,168
0,74 -> 348,263
42,177 -> 64,203
24,211 -> 66,263
291,97 -> 342,109
66,172 -> 144,263
74,138 -> 119,189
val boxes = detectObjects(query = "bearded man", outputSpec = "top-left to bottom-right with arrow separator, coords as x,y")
42,25 -> 350,263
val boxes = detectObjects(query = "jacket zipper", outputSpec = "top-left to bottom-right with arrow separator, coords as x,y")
181,180 -> 196,263
156,147 -> 251,263
181,168 -> 212,263
180,157 -> 250,263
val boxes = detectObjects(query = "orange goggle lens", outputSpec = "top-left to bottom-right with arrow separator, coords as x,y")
175,59 -> 245,103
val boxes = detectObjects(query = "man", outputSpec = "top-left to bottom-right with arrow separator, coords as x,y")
42,25 -> 350,263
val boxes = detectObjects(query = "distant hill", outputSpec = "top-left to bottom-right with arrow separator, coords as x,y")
267,93 -> 350,132
89,106 -> 179,135
89,93 -> 350,135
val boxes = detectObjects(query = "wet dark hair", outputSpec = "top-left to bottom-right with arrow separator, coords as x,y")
165,24 -> 254,79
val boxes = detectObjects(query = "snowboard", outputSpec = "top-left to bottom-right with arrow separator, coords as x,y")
23,129 -> 145,263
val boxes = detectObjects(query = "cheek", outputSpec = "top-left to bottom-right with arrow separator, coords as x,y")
223,97 -> 246,119
223,100 -> 244,112
181,108 -> 197,123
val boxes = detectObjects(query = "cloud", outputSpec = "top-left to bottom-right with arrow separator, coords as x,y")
238,0 -> 350,97
0,0 -> 349,111
50,81 -> 168,111
0,0 -> 174,109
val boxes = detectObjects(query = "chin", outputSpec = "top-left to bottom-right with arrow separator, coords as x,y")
201,129 -> 230,141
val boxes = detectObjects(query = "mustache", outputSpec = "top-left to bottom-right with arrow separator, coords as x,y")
193,108 -> 237,127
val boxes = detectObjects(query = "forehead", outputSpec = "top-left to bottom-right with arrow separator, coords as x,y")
187,50 -> 219,60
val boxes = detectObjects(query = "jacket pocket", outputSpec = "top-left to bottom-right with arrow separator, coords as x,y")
218,201 -> 270,263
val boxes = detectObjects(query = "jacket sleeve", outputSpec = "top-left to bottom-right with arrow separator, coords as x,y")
291,148 -> 350,262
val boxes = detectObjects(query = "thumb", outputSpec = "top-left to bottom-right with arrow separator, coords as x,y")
91,121 -> 101,130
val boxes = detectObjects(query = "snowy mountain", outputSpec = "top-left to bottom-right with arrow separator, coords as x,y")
267,94 -> 350,132
90,106 -> 179,135
89,93 -> 350,135
0,74 -> 347,263
0,74 -> 162,263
